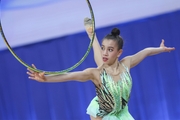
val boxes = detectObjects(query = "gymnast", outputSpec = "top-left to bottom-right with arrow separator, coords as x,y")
27,18 -> 175,120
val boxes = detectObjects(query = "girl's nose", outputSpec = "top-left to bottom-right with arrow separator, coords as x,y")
103,50 -> 108,56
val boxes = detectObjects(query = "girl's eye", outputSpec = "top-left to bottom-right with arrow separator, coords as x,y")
109,49 -> 113,52
101,47 -> 104,50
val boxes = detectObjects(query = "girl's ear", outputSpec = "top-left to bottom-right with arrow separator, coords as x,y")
117,49 -> 123,58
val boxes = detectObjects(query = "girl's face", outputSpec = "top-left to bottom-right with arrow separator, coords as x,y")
101,39 -> 122,65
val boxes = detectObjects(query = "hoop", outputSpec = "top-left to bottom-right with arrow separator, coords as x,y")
0,0 -> 95,75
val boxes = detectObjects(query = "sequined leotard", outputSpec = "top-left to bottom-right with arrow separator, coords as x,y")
86,63 -> 134,120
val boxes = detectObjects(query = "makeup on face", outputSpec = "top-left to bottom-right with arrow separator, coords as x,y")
101,39 -> 119,64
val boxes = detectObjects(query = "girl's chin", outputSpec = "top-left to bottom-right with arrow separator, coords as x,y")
103,62 -> 111,66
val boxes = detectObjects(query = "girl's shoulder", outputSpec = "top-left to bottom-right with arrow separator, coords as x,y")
84,67 -> 100,76
85,67 -> 101,86
119,56 -> 131,70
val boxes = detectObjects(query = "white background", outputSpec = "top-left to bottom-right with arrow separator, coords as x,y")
0,0 -> 180,50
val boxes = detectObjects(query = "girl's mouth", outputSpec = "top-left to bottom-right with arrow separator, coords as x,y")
103,57 -> 108,62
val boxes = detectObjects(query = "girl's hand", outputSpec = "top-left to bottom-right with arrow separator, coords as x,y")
27,64 -> 46,82
160,39 -> 175,52
84,17 -> 94,38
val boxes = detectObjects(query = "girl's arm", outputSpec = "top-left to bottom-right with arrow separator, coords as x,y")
27,64 -> 95,82
84,18 -> 103,66
123,40 -> 175,68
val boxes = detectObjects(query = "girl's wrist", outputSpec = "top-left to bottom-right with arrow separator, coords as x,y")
159,47 -> 166,52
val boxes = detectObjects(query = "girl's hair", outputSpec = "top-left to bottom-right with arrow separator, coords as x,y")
103,28 -> 124,50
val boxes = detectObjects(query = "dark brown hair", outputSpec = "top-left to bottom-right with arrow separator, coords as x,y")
103,28 -> 124,50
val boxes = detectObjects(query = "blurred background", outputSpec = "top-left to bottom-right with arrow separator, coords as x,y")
0,0 -> 180,120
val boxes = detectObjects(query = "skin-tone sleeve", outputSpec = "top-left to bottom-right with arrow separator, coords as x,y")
84,18 -> 103,67
27,64 -> 96,83
122,39 -> 175,68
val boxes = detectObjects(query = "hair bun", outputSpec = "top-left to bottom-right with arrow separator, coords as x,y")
111,28 -> 120,36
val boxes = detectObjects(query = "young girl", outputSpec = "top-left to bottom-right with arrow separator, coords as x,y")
27,18 -> 175,120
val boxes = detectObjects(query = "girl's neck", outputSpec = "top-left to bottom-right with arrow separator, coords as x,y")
104,59 -> 120,75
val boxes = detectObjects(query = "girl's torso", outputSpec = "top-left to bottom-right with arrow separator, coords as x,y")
91,61 -> 133,117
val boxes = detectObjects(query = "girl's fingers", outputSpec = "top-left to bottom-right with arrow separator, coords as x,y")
168,47 -> 175,51
84,17 -> 92,25
32,64 -> 37,69
28,75 -> 40,81
162,39 -> 164,42
27,68 -> 34,74
165,47 -> 175,52
27,71 -> 45,82
30,77 -> 44,82
28,77 -> 41,81
160,40 -> 164,46
28,77 -> 32,79
27,67 -> 45,82
27,64 -> 37,73
27,72 -> 35,77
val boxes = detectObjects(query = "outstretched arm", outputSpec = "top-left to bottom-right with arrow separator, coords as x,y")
27,64 -> 94,82
84,18 -> 103,66
123,39 -> 175,68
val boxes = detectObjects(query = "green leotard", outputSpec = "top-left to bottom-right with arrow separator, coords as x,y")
86,63 -> 134,120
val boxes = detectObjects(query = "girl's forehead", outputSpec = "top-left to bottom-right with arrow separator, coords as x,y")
102,39 -> 117,46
